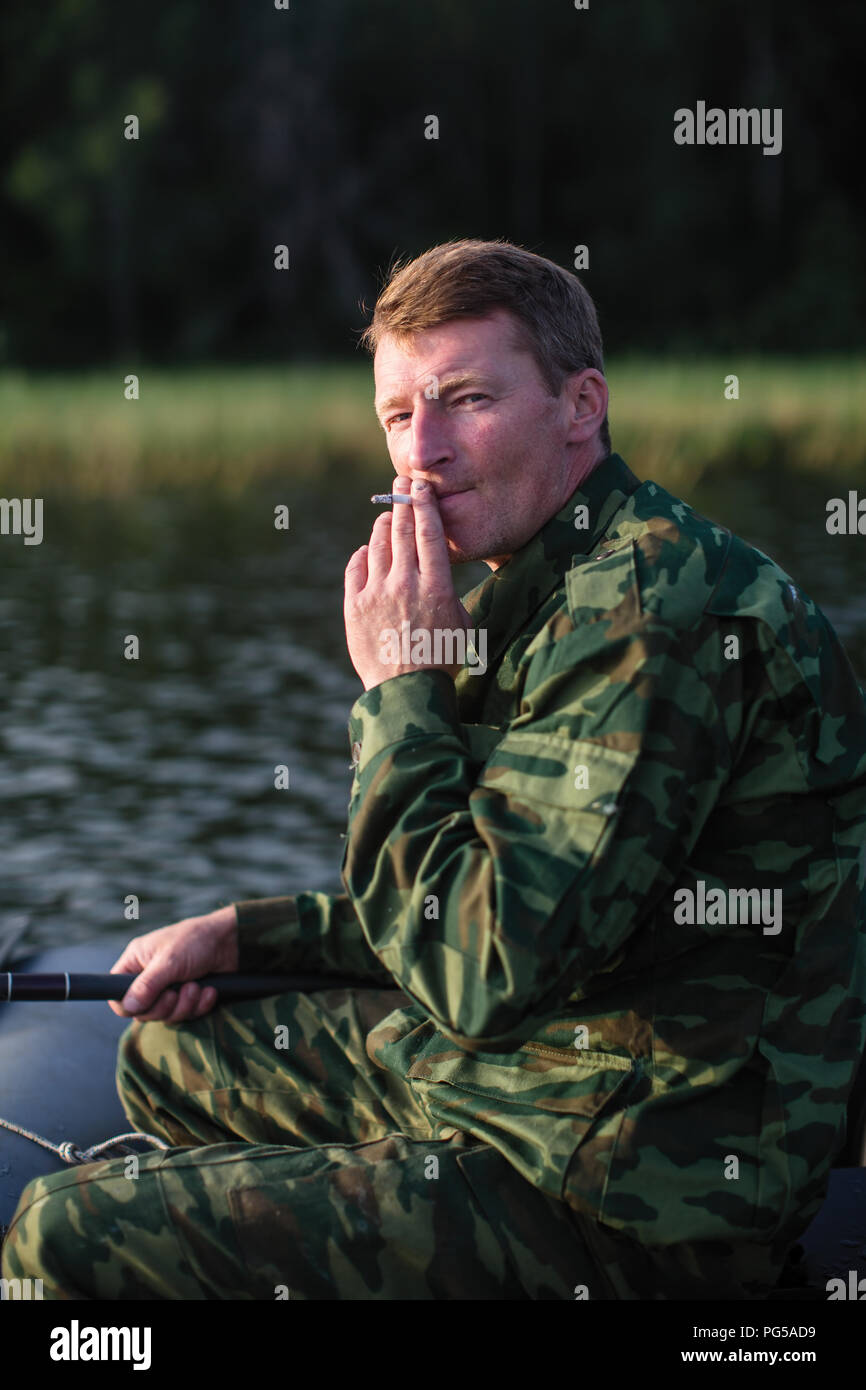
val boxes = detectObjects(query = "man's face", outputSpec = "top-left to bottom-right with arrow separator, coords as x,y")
373,308 -> 604,568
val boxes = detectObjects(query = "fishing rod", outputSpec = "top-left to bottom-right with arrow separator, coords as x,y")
0,971 -> 369,1002
0,966 -> 373,1172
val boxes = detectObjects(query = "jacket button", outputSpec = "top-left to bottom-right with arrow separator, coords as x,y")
351,741 -> 362,765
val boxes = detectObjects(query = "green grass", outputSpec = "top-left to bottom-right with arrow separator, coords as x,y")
1,357 -> 864,496
607,356 -> 866,490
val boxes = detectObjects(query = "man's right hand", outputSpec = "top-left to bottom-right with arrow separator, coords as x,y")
108,904 -> 239,1023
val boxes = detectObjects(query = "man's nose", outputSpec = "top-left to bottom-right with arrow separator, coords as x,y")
404,405 -> 455,473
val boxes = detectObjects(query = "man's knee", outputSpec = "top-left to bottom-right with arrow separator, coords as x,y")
1,1170 -> 92,1296
2,1176 -> 43,1279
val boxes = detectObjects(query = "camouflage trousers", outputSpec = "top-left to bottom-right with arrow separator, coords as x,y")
1,985 -> 763,1300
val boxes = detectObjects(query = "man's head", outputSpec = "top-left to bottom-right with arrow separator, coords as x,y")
361,238 -> 610,568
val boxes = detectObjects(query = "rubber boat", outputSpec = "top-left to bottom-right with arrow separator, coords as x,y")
1,932 -> 864,1299
0,933 -> 133,1233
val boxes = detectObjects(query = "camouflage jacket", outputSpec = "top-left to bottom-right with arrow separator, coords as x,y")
234,452 -> 866,1276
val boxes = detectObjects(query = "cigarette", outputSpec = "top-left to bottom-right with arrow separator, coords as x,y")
370,493 -> 413,505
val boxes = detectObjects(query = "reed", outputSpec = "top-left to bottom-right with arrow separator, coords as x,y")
1,357 -> 863,496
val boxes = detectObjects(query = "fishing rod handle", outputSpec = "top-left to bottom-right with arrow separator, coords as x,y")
0,971 -> 368,1002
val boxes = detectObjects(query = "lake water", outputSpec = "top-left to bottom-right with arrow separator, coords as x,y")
1,468 -> 864,959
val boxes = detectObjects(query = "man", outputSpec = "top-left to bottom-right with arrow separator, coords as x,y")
4,239 -> 866,1300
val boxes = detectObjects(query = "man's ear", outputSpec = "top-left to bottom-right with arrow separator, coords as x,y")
564,368 -> 608,444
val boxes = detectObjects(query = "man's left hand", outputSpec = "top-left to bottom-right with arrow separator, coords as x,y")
344,475 -> 472,692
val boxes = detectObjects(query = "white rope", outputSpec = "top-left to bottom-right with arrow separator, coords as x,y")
0,1113 -> 170,1164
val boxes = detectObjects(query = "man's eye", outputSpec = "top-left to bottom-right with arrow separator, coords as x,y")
384,394 -> 486,427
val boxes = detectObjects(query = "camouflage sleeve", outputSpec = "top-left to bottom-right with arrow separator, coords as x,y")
231,890 -> 395,984
341,616 -> 738,1050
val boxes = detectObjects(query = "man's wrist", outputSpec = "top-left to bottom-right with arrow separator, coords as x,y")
208,903 -> 239,971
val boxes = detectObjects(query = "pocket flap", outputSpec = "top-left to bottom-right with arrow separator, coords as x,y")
476,733 -> 638,815
408,1048 -> 640,1203
408,1047 -> 636,1115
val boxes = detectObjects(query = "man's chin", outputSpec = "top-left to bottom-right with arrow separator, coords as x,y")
444,534 -> 480,565
444,525 -> 507,568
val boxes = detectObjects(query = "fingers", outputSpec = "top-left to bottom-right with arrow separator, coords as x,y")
347,478 -> 419,599
109,941 -> 144,978
161,981 -> 218,1024
130,988 -> 179,1023
116,961 -> 175,1016
195,985 -> 219,1017
344,544 -> 369,601
110,979 -> 220,1024
109,983 -> 178,1022
345,516 -> 392,597
106,917 -> 227,1022
109,949 -> 207,1021
408,478 -> 451,584
107,943 -> 146,1017
389,474 -> 417,573
365,511 -> 394,585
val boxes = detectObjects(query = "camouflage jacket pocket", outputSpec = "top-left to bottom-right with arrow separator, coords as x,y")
405,1044 -> 641,1204
473,734 -> 638,885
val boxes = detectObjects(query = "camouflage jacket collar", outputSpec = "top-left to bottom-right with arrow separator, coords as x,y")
457,452 -> 642,686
